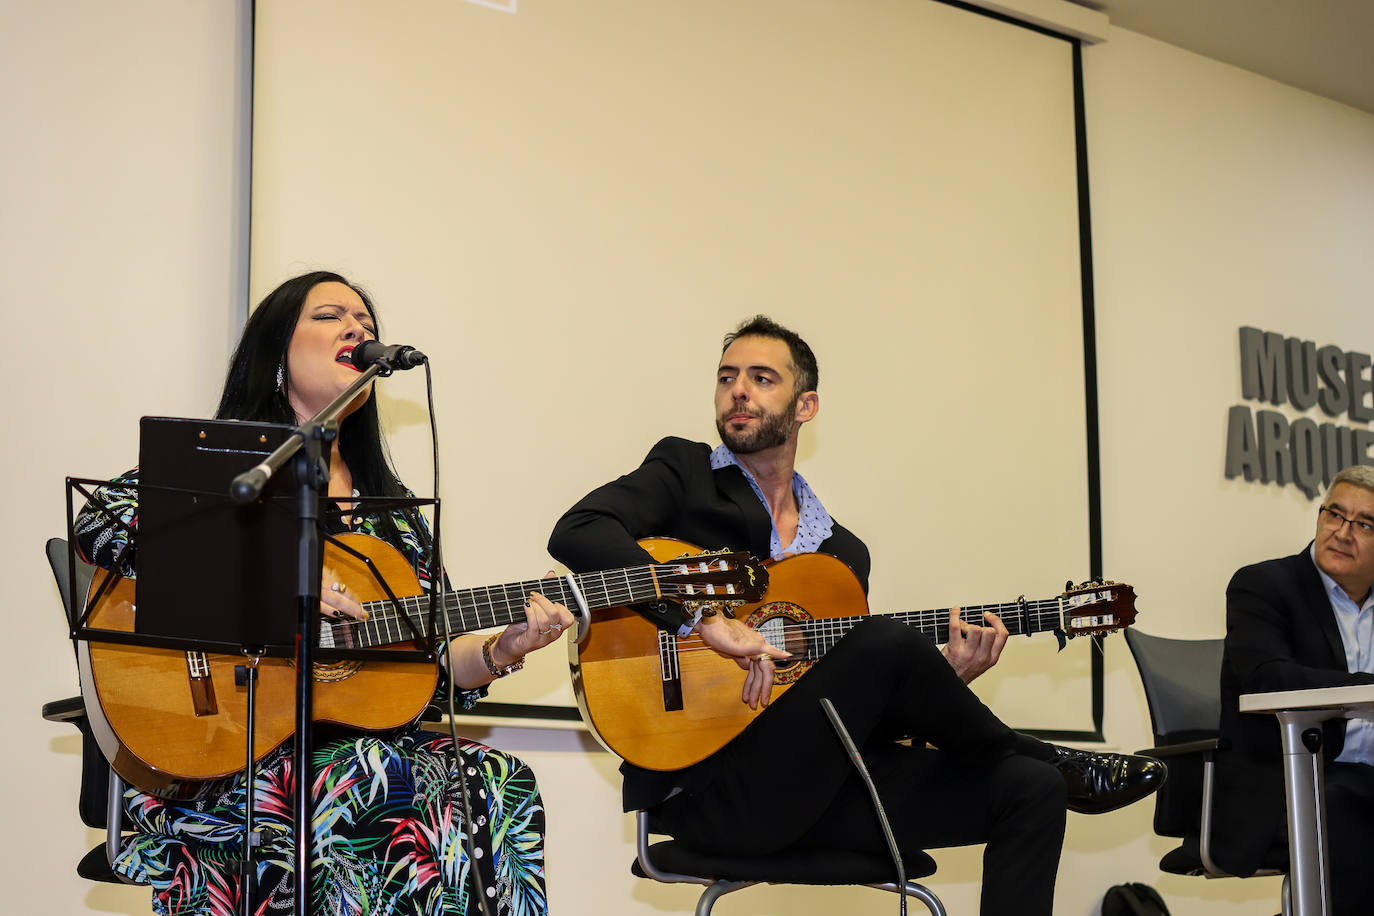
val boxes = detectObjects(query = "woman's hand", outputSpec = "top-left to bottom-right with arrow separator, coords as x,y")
320,567 -> 367,621
488,574 -> 576,669
445,575 -> 576,688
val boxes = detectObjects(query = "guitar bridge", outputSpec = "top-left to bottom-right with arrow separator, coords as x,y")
658,632 -> 684,712
186,651 -> 218,717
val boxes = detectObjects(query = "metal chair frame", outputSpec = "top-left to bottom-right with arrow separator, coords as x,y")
632,810 -> 947,916
1124,628 -> 1290,914
41,536 -> 137,885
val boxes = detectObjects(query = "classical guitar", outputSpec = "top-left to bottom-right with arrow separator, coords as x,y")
77,532 -> 767,798
570,538 -> 1138,771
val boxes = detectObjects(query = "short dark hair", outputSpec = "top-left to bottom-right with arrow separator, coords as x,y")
721,315 -> 819,394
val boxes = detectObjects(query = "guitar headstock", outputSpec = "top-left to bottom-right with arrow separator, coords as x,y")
1059,579 -> 1137,638
657,550 -> 770,604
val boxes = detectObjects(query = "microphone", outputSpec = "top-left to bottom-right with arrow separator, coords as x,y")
229,465 -> 271,504
350,340 -> 428,371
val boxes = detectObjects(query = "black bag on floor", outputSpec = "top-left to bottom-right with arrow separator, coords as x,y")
1102,882 -> 1170,916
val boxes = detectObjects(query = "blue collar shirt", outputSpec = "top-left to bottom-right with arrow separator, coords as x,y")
710,445 -> 834,560
1310,544 -> 1374,765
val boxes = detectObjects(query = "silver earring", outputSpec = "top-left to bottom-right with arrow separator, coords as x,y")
276,362 -> 285,391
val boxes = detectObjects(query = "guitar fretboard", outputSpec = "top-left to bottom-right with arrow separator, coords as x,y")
759,598 -> 1065,661
320,560 -> 753,649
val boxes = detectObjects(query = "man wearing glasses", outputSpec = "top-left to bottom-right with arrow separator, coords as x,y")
1216,464 -> 1374,914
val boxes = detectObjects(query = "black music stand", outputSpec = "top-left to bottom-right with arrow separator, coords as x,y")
66,416 -> 442,916
136,417 -> 301,653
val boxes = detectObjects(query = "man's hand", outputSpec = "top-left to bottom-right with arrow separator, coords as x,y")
694,615 -> 790,709
941,607 -> 1009,683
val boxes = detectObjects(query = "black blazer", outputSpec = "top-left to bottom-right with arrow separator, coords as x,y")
1213,544 -> 1374,876
548,436 -> 871,631
548,436 -> 872,809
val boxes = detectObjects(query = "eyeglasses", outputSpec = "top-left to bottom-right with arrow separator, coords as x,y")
1318,505 -> 1374,537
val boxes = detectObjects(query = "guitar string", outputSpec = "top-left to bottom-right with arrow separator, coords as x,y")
656,599 -> 1118,658
323,560 -> 1114,648
338,597 -> 1074,643
329,593 -> 1087,647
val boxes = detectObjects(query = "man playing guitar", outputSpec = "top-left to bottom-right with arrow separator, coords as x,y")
548,316 -> 1163,916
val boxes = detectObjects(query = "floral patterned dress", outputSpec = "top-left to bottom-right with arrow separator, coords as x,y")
76,473 -> 547,916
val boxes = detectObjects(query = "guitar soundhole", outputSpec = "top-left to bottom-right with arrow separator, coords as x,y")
748,602 -> 812,686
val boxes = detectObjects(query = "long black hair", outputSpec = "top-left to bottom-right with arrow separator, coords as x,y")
216,270 -> 419,544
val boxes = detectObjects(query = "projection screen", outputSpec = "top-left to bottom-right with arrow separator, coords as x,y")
250,0 -> 1102,735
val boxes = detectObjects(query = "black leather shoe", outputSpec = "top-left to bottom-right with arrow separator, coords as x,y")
1048,746 -> 1167,814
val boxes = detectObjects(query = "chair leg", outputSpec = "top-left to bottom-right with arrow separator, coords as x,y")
695,880 -> 754,916
905,882 -> 947,916
1280,873 -> 1292,916
694,880 -> 945,916
874,881 -> 947,916
105,768 -> 125,871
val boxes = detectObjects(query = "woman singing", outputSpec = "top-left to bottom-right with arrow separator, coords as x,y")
76,270 -> 569,916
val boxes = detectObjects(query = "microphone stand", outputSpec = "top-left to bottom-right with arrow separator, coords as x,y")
229,359 -> 388,916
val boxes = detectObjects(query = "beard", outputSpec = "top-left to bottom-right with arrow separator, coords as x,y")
716,404 -> 794,454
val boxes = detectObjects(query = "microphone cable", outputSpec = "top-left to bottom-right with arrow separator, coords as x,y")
420,358 -> 497,916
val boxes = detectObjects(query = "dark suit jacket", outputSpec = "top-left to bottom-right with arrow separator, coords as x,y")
548,436 -> 871,629
547,436 -> 871,808
1214,544 -> 1374,876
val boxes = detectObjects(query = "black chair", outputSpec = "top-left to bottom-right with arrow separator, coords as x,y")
40,536 -> 137,885
1123,628 -> 1289,911
631,808 -> 947,916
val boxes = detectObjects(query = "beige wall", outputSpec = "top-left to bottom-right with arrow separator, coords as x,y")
10,4 -> 1374,916
1087,26 -> 1374,915
2,1 -> 251,912
251,0 -> 1100,735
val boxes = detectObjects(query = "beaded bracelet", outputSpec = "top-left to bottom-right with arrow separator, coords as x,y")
482,633 -> 525,678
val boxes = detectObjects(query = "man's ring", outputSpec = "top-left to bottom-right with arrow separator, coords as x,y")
550,623 -> 563,631
539,628 -> 552,636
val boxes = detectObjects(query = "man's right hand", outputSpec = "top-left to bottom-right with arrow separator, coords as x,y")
695,615 -> 790,709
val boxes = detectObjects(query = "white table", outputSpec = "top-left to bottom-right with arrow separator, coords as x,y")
1239,683 -> 1374,916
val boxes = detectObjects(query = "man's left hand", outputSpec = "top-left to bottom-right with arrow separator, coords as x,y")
941,607 -> 1009,683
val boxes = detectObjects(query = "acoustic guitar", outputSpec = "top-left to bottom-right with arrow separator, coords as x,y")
569,538 -> 1138,771
77,532 -> 767,798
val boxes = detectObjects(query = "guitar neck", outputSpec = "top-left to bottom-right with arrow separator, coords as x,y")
801,598 -> 1063,659
341,564 -> 671,648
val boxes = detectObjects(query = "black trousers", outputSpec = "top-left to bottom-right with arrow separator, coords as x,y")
655,617 -> 1066,916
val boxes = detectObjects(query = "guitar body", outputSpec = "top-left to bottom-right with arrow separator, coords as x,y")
78,533 -> 442,798
571,538 -> 869,772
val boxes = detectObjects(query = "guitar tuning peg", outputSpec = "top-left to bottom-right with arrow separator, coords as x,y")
1066,579 -> 1074,592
